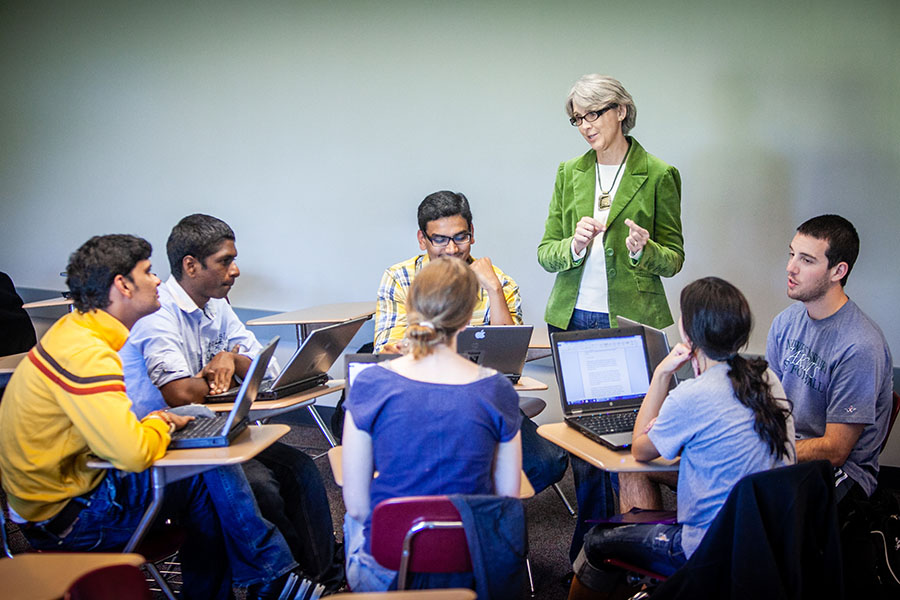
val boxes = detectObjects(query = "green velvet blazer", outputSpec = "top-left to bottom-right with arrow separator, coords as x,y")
537,137 -> 684,330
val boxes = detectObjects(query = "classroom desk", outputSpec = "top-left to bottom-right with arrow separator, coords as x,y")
326,446 -> 536,499
513,375 -> 548,393
329,590 -> 476,600
21,297 -> 73,310
87,424 -> 289,552
0,351 -> 28,389
0,351 -> 28,375
0,552 -> 145,600
536,423 -> 679,473
247,301 -> 375,345
526,326 -> 552,362
207,379 -> 344,427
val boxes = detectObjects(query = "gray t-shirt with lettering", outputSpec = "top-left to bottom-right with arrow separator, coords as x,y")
766,299 -> 893,496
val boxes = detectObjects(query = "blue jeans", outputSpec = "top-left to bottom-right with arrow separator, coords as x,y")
549,309 -> 618,562
520,411 -> 569,494
200,465 -> 298,586
23,468 -> 292,598
243,441 -> 337,578
344,512 -> 397,592
575,523 -> 687,590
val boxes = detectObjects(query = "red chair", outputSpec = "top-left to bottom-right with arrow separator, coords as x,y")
65,563 -> 151,600
370,496 -> 472,591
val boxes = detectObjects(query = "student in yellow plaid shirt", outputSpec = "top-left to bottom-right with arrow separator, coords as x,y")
371,190 -> 567,495
374,190 -> 522,354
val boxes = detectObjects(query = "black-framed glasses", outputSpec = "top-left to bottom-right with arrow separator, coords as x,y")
423,230 -> 472,247
569,104 -> 618,127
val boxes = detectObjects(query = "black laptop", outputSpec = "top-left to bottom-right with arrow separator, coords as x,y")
455,325 -> 533,383
169,337 -> 278,449
206,316 -> 368,403
550,326 -> 653,450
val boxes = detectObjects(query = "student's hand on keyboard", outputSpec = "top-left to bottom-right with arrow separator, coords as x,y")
200,344 -> 241,394
148,410 -> 195,432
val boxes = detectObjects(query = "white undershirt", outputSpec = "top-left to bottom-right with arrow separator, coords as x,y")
573,162 -> 624,313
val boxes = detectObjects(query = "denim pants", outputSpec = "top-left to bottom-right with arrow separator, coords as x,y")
574,523 -> 687,590
23,468 -> 293,598
549,309 -> 619,562
520,412 -> 569,495
243,441 -> 336,578
200,465 -> 298,586
344,512 -> 396,592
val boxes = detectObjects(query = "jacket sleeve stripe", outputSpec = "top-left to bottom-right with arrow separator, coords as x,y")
28,350 -> 127,396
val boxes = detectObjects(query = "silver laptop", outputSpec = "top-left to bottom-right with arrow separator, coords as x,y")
616,316 -> 677,391
170,337 -> 278,448
456,325 -> 533,383
551,326 -> 653,450
206,316 -> 368,402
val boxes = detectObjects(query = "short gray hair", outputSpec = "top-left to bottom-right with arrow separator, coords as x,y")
566,74 -> 637,135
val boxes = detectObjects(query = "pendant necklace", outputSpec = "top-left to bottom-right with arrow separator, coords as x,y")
596,143 -> 630,211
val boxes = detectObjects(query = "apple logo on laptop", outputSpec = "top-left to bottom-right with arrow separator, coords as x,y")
474,329 -> 486,340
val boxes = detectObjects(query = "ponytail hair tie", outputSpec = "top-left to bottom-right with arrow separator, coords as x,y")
417,321 -> 435,331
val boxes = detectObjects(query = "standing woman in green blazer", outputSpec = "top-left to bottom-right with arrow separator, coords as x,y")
537,74 -> 685,563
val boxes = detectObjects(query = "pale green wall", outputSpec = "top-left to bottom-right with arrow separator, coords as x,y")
2,1 -> 899,459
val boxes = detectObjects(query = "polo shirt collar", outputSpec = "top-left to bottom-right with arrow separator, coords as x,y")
164,276 -> 217,320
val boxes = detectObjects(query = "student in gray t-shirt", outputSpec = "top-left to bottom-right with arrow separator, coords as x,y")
766,214 -> 893,501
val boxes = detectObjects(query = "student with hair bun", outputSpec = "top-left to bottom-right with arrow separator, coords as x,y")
342,257 -> 523,592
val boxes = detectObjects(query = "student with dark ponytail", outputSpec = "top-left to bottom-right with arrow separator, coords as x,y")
342,257 -> 523,592
570,277 -> 795,597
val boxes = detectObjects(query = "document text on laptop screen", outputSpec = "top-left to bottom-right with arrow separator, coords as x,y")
556,334 -> 651,406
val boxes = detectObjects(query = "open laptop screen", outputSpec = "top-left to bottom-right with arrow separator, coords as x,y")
344,353 -> 400,391
555,332 -> 651,410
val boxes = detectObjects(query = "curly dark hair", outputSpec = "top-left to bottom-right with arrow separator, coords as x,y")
66,234 -> 152,312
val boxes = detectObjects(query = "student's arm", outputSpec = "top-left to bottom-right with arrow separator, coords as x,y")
493,431 -> 522,497
631,342 -> 691,462
470,257 -> 515,326
795,423 -> 864,466
160,374 -> 213,406
342,410 -> 375,522
374,268 -> 408,353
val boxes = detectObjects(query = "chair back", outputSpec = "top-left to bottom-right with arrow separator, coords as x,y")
880,391 -> 900,455
371,496 -> 472,589
65,564 -> 151,600
652,460 -> 841,599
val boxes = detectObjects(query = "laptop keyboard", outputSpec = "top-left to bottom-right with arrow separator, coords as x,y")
574,409 -> 639,435
172,416 -> 228,439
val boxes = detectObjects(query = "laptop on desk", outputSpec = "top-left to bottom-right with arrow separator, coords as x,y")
170,337 -> 278,449
551,326 -> 653,450
456,325 -> 533,383
206,316 -> 368,403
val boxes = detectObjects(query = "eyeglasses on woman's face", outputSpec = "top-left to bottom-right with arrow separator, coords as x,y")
569,104 -> 618,127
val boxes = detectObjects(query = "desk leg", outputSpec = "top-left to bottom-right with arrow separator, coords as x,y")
124,467 -> 166,553
307,405 -> 338,448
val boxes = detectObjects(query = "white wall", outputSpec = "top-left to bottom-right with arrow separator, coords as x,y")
2,1 -> 899,456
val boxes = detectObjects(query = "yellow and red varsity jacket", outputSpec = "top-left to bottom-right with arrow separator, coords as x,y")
0,309 -> 171,522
